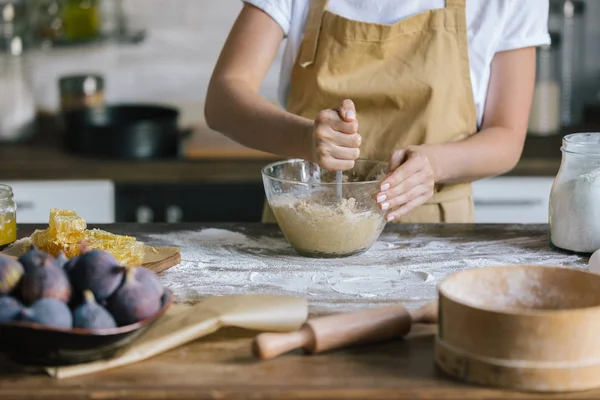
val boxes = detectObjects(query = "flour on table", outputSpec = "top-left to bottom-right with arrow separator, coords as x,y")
145,226 -> 586,314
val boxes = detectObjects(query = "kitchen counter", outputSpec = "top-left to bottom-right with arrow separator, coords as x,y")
0,126 -> 577,184
0,222 -> 593,399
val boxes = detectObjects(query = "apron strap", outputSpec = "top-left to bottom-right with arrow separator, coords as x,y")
445,0 -> 466,7
298,0 -> 329,68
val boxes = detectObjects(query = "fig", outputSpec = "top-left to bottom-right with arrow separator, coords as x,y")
55,251 -> 69,269
61,254 -> 79,274
20,298 -> 72,329
107,266 -> 162,326
0,295 -> 23,322
73,290 -> 117,330
68,249 -> 124,302
0,255 -> 24,295
20,261 -> 72,305
132,266 -> 164,299
18,244 -> 59,273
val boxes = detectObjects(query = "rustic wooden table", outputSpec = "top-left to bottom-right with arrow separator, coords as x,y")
0,223 -> 596,399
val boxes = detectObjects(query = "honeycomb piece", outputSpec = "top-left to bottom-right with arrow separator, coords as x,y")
84,229 -> 144,265
110,240 -> 145,266
29,209 -> 146,266
83,236 -> 145,266
31,228 -> 82,258
48,208 -> 87,243
85,229 -> 136,244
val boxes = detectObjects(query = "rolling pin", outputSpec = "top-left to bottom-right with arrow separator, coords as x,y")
252,302 -> 438,360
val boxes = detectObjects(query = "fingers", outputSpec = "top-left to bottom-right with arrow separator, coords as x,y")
317,142 -> 360,161
316,157 -> 356,171
376,149 -> 435,220
316,109 -> 359,135
388,149 -> 407,174
378,176 -> 433,211
378,167 -> 433,204
380,153 -> 428,191
337,99 -> 356,122
313,100 -> 361,171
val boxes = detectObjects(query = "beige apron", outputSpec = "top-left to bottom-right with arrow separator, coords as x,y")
262,0 -> 478,223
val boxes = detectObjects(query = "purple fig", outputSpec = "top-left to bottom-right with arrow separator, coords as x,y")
20,260 -> 71,305
0,254 -> 24,295
18,244 -> 59,273
55,251 -> 69,269
73,290 -> 117,330
107,266 -> 162,326
68,249 -> 124,302
0,295 -> 23,322
132,266 -> 164,299
20,298 -> 72,329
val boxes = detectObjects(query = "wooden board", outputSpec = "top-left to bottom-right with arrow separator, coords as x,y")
2,241 -> 181,275
142,246 -> 181,274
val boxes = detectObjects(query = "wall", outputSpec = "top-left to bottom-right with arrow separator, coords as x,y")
27,0 -> 283,128
25,0 -> 600,128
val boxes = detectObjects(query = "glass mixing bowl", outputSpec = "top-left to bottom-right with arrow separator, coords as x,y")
262,159 -> 389,258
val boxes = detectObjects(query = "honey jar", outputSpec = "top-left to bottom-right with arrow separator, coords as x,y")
0,184 -> 17,249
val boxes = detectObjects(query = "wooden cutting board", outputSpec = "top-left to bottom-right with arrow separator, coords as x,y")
141,245 -> 181,274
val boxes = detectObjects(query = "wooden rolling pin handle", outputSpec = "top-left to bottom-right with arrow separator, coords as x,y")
252,302 -> 438,360
307,305 -> 412,354
252,327 -> 314,360
411,301 -> 438,324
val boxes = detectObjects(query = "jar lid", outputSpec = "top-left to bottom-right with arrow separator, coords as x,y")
564,0 -> 585,16
562,133 -> 600,156
0,184 -> 13,200
59,75 -> 105,94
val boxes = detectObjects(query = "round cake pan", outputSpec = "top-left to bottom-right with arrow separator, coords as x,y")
435,265 -> 600,393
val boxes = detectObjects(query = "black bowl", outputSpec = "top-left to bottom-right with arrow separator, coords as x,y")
0,289 -> 174,366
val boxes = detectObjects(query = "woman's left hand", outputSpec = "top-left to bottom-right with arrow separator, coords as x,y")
376,146 -> 436,222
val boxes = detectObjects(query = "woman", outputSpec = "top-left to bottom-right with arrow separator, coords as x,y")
205,0 -> 550,223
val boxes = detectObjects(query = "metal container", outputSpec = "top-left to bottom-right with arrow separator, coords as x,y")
62,103 -> 190,160
58,74 -> 105,112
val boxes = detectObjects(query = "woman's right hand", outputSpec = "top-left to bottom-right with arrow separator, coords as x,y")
312,99 -> 362,171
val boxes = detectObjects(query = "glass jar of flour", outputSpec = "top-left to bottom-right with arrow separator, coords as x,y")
549,133 -> 600,254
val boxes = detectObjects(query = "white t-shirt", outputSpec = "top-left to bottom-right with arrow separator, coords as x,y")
242,0 -> 551,127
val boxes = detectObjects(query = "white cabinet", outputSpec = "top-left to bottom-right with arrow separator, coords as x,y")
0,180 -> 115,223
472,177 -> 556,223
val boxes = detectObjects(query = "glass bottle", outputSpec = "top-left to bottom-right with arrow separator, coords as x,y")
528,32 -> 561,136
0,184 -> 17,249
0,35 -> 36,142
549,133 -> 600,254
560,0 -> 586,127
63,0 -> 100,42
